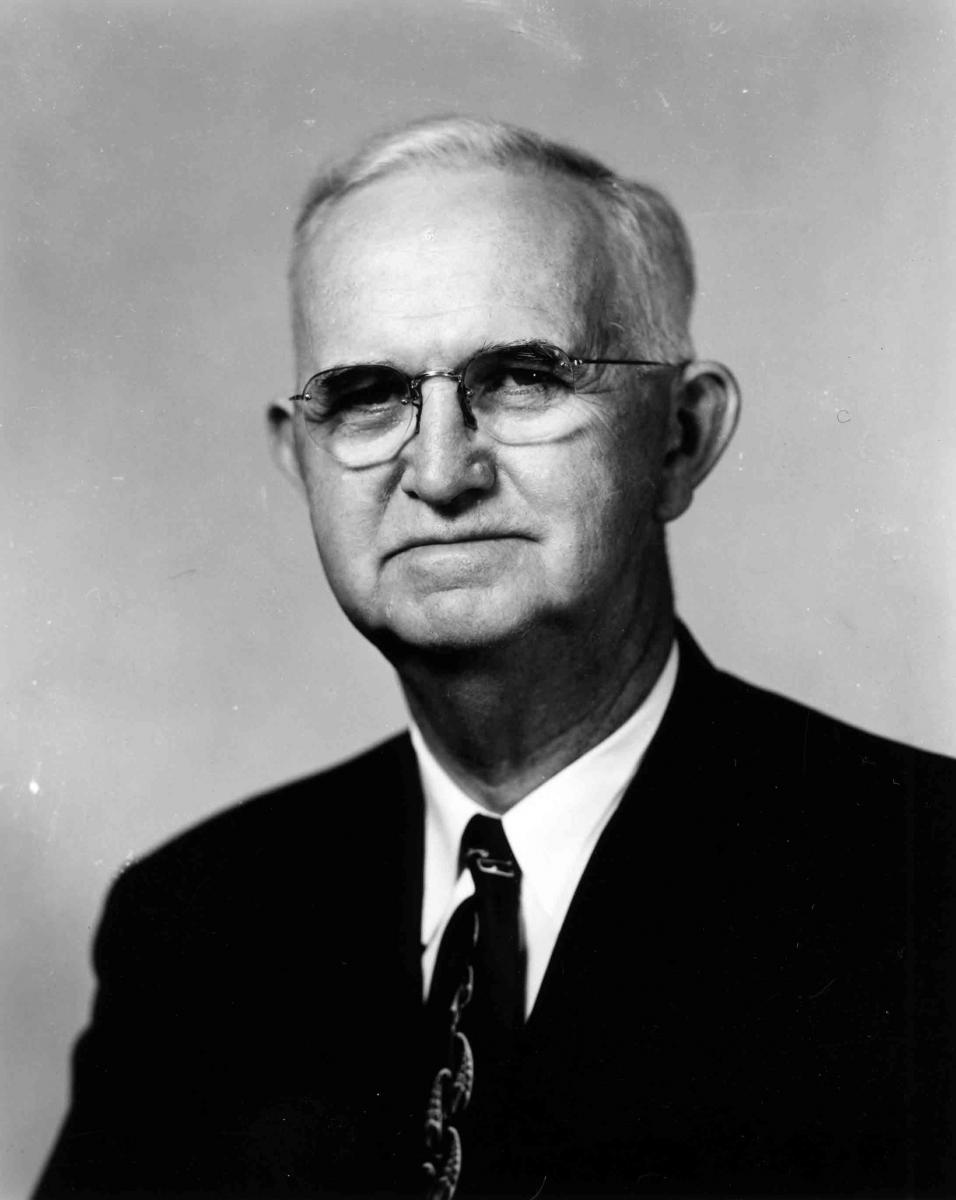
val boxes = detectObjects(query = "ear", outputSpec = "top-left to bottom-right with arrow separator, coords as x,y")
655,360 -> 741,523
266,398 -> 307,495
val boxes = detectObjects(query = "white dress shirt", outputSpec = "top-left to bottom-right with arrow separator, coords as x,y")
412,640 -> 678,1017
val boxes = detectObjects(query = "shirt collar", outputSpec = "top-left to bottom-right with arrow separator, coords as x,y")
414,640 -> 679,945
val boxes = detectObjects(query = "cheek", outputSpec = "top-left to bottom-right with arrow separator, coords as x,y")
556,434 -> 663,588
302,471 -> 384,595
565,428 -> 660,529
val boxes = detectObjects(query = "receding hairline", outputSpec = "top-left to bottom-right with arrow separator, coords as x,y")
289,116 -> 696,361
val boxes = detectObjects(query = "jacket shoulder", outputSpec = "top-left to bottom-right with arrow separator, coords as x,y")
677,628 -> 955,791
147,730 -> 410,853
102,731 -> 419,946
727,670 -> 953,783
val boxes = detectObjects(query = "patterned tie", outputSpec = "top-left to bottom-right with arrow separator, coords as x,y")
423,815 -> 525,1199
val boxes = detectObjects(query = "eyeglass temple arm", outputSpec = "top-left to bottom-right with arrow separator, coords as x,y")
571,356 -> 679,368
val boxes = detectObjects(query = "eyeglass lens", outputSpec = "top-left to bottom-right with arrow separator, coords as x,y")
297,343 -> 586,467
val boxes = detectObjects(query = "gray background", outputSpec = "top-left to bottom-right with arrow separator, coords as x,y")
2,0 -> 954,1195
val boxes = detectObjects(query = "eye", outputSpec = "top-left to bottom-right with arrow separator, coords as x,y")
499,365 -> 556,389
307,365 -> 407,413
466,347 -> 570,398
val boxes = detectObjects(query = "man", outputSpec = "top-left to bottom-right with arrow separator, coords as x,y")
35,117 -> 954,1198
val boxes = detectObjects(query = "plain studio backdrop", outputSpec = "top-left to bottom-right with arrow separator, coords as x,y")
2,0 -> 954,1194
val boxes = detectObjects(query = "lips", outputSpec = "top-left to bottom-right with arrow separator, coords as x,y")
385,533 -> 524,560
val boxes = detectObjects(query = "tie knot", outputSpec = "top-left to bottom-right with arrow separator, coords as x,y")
460,815 -> 519,883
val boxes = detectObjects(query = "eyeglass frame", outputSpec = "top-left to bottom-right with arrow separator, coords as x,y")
288,340 -> 685,456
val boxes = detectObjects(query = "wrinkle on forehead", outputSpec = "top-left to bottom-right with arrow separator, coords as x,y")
291,165 -> 616,367
384,301 -> 562,323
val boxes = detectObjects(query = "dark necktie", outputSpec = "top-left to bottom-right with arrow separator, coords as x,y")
422,815 -> 525,1199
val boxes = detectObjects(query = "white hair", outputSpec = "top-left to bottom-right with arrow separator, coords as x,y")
291,115 -> 695,361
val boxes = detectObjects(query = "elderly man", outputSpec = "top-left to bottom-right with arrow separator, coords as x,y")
36,118 -> 954,1198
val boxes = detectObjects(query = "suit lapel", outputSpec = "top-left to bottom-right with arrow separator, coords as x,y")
360,732 -> 426,1014
525,625 -> 726,1043
307,736 -> 426,1191
397,734 -> 428,1002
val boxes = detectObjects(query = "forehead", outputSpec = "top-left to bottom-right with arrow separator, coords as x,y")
292,165 -> 610,368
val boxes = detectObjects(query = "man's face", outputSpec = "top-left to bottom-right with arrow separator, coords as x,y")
289,166 -> 672,657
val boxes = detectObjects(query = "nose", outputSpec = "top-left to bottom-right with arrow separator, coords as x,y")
398,377 -> 496,507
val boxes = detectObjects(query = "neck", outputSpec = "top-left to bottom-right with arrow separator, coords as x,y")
393,583 -> 676,815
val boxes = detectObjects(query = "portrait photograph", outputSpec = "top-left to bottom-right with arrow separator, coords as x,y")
2,1 -> 954,1197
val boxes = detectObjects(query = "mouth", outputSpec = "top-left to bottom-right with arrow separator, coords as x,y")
385,533 -> 524,560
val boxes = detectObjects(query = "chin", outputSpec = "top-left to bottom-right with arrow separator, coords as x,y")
365,589 -> 537,659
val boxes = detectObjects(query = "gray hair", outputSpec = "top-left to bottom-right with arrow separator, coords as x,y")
291,115 -> 695,360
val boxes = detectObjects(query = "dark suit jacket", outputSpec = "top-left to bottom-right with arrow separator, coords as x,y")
35,627 -> 955,1198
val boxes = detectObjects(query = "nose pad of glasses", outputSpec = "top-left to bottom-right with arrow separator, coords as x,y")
405,396 -> 424,434
456,387 -> 478,431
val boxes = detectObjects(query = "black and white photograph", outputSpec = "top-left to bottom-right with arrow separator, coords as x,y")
3,2 -> 954,1197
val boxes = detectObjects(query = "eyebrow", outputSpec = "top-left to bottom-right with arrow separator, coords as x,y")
311,339 -> 567,378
